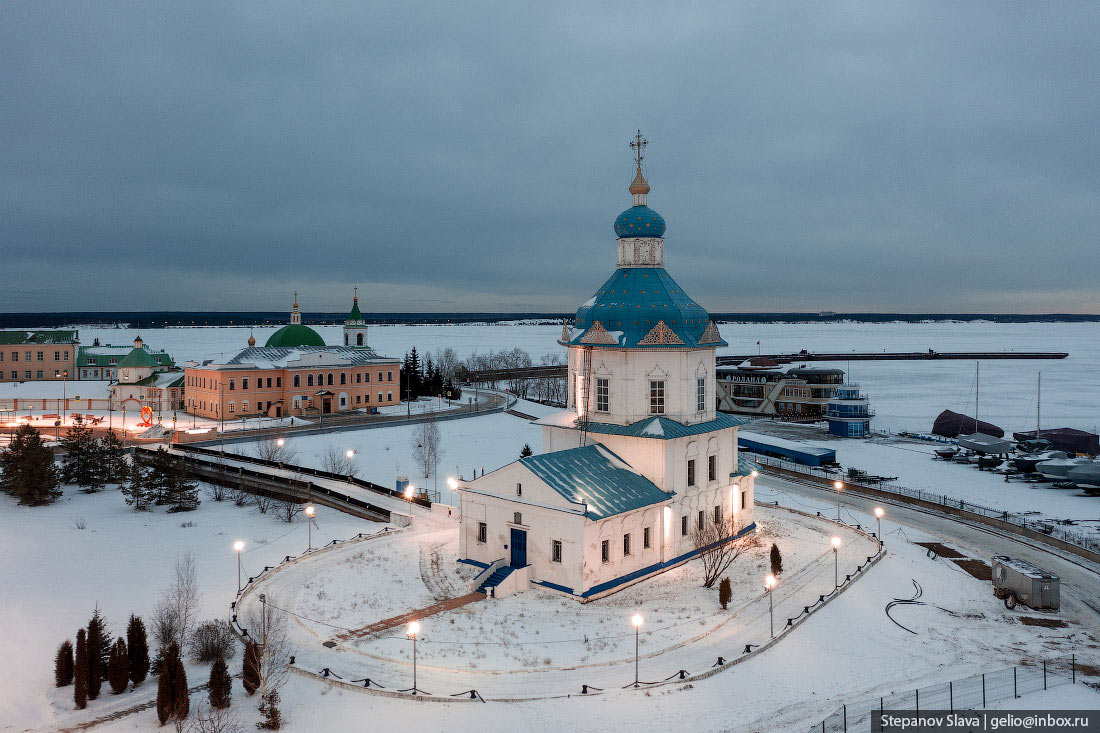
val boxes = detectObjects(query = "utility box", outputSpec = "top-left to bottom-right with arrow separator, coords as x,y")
991,556 -> 1059,611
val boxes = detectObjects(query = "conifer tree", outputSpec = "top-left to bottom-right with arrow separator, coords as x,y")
100,428 -> 128,484
770,543 -> 783,577
107,637 -> 129,694
55,640 -> 75,687
520,443 -> 533,458
242,641 -> 261,696
61,417 -> 105,492
86,608 -> 109,700
208,656 -> 232,709
157,642 -> 188,726
74,629 -> 88,710
149,448 -> 174,505
127,614 -> 150,687
0,423 -> 61,505
121,461 -> 154,510
165,454 -> 200,512
718,576 -> 732,610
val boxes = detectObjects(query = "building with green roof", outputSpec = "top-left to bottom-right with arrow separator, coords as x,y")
265,294 -> 326,347
1,330 -> 78,382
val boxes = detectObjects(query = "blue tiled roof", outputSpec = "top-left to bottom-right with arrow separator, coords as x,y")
539,411 -> 748,439
569,267 -> 728,349
614,205 -> 666,238
733,455 -> 760,477
521,444 -> 670,521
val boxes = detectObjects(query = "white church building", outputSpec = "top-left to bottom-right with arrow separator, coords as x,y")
457,135 -> 757,601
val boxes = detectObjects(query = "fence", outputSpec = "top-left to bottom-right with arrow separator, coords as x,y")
813,655 -> 1083,732
747,453 -> 1100,559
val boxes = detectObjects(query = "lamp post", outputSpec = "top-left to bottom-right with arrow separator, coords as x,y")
831,536 -> 841,589
304,505 -> 315,551
233,540 -> 245,592
873,506 -> 884,541
345,449 -> 355,478
764,574 -> 776,638
631,613 -> 644,687
833,480 -> 843,521
407,621 -> 421,694
446,476 -> 459,507
404,484 -> 415,505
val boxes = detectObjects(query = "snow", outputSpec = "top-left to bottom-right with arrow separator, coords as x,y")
224,411 -> 546,506
54,321 -> 1100,438
988,683 -> 1100,709
642,417 -> 665,436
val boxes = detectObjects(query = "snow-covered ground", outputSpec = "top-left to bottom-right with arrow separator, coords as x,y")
62,320 -> 1100,436
224,409 -> 549,506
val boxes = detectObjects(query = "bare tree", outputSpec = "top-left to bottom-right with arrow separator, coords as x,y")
252,492 -> 275,514
433,347 -> 459,383
411,416 -> 442,479
253,436 -> 297,465
189,703 -> 244,733
273,499 -> 302,523
691,515 -> 760,588
230,486 -> 250,507
162,552 -> 202,649
317,446 -> 356,477
243,597 -> 291,707
203,483 -> 230,502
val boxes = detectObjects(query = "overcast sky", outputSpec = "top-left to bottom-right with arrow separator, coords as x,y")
2,2 -> 1098,314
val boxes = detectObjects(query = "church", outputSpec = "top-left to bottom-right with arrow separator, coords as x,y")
457,135 -> 757,601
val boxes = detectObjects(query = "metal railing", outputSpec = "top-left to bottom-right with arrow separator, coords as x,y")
748,453 -> 1100,556
813,655 -> 1083,732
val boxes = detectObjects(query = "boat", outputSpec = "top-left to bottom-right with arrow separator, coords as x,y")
956,432 -> 1013,455
934,447 -> 960,460
1036,457 -> 1093,482
1012,451 -> 1068,474
977,455 -> 1004,470
1066,462 -> 1100,489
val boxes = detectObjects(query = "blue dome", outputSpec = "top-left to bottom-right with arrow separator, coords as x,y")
565,267 -> 726,349
614,205 -> 666,239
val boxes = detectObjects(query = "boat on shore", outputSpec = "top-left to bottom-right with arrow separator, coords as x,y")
1036,457 -> 1093,482
956,432 -> 1013,456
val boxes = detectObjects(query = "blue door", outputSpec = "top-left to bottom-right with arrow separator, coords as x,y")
510,528 -> 527,568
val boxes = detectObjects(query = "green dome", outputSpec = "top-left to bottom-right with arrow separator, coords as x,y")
117,347 -> 158,368
265,324 -> 325,348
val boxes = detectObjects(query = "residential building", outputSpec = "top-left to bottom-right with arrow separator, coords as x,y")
0,330 -> 78,382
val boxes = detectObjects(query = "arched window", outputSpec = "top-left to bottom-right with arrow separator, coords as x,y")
356,333 -> 364,346
340,372 -> 346,385
307,374 -> 314,387
293,374 -> 300,387
242,400 -> 249,413
513,512 -> 523,525
228,402 -> 235,413
327,373 -> 334,386
316,373 -> 324,386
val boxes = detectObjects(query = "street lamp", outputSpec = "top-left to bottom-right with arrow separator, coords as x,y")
406,621 -> 421,694
304,505 -> 315,551
873,506 -> 884,541
404,484 -> 415,504
233,540 -> 245,592
833,480 -> 843,521
764,574 -> 776,638
750,469 -> 758,478
831,536 -> 841,589
276,437 -> 285,447
631,613 -> 645,687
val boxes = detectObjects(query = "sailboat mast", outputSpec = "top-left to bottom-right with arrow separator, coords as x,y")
1037,371 -> 1041,439
974,362 -> 979,433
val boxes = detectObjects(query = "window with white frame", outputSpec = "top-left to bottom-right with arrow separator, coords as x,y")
649,380 -> 665,414
697,377 -> 706,411
551,540 -> 562,563
595,377 -> 609,412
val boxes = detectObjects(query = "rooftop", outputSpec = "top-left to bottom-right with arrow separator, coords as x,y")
521,443 -> 671,521
536,410 -> 748,439
194,345 -> 399,370
0,330 -> 78,345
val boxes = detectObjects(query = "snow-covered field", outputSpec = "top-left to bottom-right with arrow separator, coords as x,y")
64,320 -> 1100,435
224,405 -> 553,506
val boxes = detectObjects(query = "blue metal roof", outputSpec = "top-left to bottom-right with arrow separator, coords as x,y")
537,411 -> 748,439
569,267 -> 728,349
733,455 -> 760,477
521,444 -> 671,521
737,433 -> 837,467
614,205 -> 666,238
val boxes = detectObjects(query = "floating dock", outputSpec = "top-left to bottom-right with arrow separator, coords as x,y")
717,350 -> 1067,366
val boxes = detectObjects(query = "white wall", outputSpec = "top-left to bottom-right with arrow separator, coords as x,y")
567,345 -> 716,426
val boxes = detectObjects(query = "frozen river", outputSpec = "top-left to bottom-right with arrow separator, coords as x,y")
69,320 -> 1099,435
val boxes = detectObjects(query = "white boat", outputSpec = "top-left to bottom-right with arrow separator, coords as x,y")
1036,457 -> 1092,481
956,432 -> 1013,455
1066,462 -> 1100,489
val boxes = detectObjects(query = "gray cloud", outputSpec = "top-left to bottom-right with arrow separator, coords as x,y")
2,1 -> 1098,313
